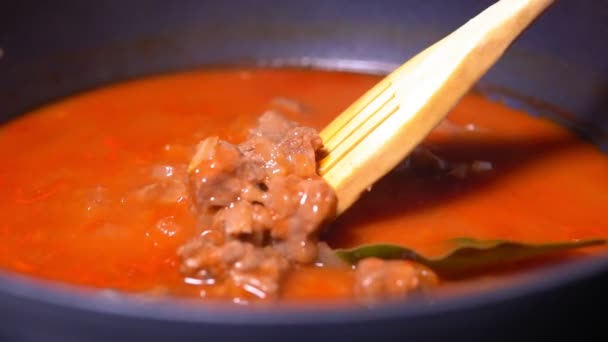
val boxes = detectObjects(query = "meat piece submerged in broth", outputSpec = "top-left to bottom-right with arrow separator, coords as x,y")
179,111 -> 338,300
354,258 -> 439,304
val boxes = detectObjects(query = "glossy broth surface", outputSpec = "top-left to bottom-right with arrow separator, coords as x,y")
0,68 -> 606,302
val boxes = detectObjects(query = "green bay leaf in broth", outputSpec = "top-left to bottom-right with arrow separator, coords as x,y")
335,238 -> 607,277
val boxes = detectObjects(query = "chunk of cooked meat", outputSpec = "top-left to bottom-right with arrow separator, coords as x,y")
354,257 -> 439,304
179,237 -> 289,299
178,111 -> 337,300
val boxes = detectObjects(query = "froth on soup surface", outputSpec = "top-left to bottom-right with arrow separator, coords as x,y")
0,68 -> 607,305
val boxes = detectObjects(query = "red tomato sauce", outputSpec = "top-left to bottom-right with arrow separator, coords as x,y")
0,68 -> 606,303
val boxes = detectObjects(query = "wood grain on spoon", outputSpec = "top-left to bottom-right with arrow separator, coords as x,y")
319,0 -> 555,215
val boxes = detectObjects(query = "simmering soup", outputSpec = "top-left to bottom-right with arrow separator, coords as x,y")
0,68 -> 606,304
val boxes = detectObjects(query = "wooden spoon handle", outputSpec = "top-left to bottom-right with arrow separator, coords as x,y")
320,0 -> 555,215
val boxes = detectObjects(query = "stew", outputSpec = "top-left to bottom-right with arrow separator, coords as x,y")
0,68 -> 606,305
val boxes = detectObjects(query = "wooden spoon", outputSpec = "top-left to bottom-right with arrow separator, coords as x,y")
319,0 -> 555,215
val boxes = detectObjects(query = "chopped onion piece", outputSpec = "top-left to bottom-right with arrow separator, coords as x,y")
188,136 -> 219,173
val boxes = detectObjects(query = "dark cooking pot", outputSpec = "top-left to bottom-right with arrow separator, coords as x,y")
1,1 -> 607,341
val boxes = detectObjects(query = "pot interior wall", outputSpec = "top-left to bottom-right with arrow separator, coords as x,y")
1,0 -> 607,149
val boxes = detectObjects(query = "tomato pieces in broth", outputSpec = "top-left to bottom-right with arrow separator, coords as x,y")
0,68 -> 606,303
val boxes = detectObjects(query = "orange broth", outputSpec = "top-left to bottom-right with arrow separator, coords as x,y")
0,68 -> 606,302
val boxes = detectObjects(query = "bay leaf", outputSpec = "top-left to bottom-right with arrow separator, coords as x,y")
335,238 -> 607,276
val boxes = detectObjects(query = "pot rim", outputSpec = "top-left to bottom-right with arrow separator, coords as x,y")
1,250 -> 606,325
